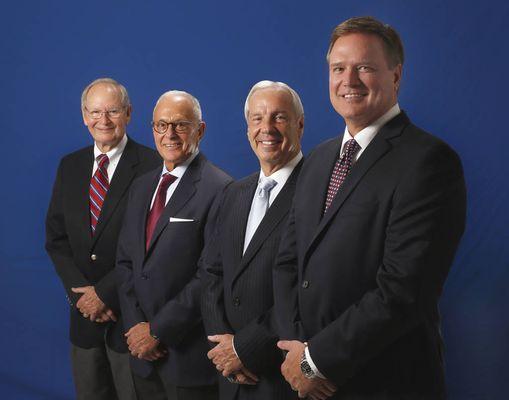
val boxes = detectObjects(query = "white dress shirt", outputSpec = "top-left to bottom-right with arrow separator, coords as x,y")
149,149 -> 199,209
243,152 -> 303,253
92,133 -> 128,180
306,104 -> 401,379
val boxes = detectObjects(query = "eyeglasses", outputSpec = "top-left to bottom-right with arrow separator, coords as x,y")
85,107 -> 125,119
152,120 -> 196,134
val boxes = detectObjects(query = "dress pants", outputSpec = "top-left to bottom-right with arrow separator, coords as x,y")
133,371 -> 219,400
71,343 -> 136,400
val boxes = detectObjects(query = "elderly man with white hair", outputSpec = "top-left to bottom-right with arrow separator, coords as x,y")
202,80 -> 304,400
116,90 -> 232,400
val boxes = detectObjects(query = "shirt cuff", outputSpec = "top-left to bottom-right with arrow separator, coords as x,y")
305,345 -> 325,379
232,336 -> 240,359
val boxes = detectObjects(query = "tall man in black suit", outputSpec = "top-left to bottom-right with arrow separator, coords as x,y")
116,90 -> 232,400
275,17 -> 467,400
202,81 -> 304,400
46,78 -> 161,399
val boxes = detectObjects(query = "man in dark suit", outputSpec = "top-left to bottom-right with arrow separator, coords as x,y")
202,81 -> 304,400
116,90 -> 232,400
46,77 -> 161,399
275,17 -> 467,400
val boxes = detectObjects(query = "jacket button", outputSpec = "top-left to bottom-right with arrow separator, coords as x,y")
233,297 -> 240,307
141,274 -> 148,280
302,280 -> 309,289
90,254 -> 97,261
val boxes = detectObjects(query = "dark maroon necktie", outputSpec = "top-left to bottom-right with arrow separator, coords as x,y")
324,139 -> 360,213
145,173 -> 177,250
89,154 -> 110,235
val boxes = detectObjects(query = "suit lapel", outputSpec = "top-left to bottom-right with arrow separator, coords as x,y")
232,161 -> 302,285
92,139 -> 139,246
230,175 -> 258,271
145,153 -> 204,255
300,138 -> 341,248
68,148 -> 94,250
304,112 -> 410,260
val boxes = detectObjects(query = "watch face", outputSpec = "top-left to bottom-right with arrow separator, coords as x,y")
300,359 -> 314,378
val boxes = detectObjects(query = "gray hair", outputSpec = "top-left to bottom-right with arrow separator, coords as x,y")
244,80 -> 304,120
81,77 -> 130,111
154,90 -> 202,121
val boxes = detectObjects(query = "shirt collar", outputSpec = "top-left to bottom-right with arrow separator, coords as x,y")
341,103 -> 401,152
94,134 -> 128,162
258,151 -> 303,187
161,149 -> 200,178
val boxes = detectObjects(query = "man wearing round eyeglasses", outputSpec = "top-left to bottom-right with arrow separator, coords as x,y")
46,78 -> 161,400
117,91 -> 232,400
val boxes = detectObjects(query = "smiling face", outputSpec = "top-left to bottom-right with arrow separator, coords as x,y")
246,88 -> 303,176
82,83 -> 131,152
152,94 -> 205,171
328,33 -> 402,135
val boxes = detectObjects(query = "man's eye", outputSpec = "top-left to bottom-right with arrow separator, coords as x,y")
358,65 -> 372,72
157,122 -> 168,130
275,115 -> 288,122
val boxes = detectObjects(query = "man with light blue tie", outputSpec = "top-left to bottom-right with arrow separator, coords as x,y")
202,80 -> 304,400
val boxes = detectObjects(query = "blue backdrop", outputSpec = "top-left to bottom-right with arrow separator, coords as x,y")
1,1 -> 507,399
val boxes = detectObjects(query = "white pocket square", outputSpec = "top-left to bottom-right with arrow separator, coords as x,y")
169,217 -> 195,223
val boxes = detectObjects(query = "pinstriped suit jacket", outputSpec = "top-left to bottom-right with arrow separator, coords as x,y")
202,161 -> 302,400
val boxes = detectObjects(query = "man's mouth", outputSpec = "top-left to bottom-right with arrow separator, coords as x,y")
342,92 -> 367,99
163,143 -> 182,148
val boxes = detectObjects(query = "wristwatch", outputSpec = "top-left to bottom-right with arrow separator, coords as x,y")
300,347 -> 316,379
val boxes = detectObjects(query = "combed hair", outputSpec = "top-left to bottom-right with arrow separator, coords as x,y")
154,90 -> 202,121
81,77 -> 130,110
244,80 -> 304,120
326,16 -> 404,67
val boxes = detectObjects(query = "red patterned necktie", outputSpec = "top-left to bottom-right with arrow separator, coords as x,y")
89,154 -> 110,234
145,173 -> 177,250
324,139 -> 360,213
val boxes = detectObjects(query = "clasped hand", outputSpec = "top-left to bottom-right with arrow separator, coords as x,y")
125,322 -> 167,361
72,286 -> 116,323
207,334 -> 259,385
278,340 -> 337,400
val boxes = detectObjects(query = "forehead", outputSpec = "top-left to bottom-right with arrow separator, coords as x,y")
154,95 -> 196,120
329,33 -> 388,64
85,83 -> 122,106
249,88 -> 294,112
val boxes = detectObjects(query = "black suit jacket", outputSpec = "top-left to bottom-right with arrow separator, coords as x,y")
116,153 -> 232,387
202,162 -> 302,400
45,138 -> 161,352
274,112 -> 466,399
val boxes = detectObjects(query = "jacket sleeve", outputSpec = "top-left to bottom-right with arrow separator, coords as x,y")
116,186 -> 147,330
45,159 -> 90,307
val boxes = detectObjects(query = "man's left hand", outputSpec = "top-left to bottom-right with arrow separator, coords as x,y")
125,322 -> 166,361
72,286 -> 117,322
207,334 -> 244,377
277,340 -> 337,399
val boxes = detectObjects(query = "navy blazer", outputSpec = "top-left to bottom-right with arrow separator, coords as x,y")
45,138 -> 161,352
202,162 -> 302,400
116,152 -> 232,387
274,112 -> 467,399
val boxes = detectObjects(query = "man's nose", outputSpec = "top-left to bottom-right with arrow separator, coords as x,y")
343,67 -> 361,86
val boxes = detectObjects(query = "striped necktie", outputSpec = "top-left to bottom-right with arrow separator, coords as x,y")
89,154 -> 110,235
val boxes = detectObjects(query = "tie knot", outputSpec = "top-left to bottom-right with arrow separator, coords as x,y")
343,139 -> 360,157
257,178 -> 277,197
160,173 -> 177,190
97,154 -> 109,168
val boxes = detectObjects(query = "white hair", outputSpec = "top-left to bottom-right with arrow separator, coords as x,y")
81,77 -> 130,111
244,80 -> 304,120
154,90 -> 202,121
